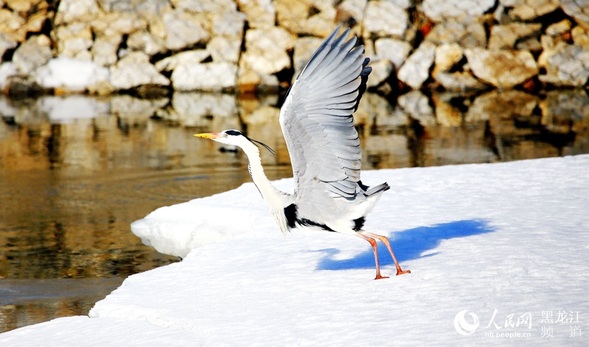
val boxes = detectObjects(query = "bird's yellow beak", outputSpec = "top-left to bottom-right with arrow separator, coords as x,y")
194,133 -> 219,140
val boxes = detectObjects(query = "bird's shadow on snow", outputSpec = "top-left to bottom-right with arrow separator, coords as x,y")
316,219 -> 494,271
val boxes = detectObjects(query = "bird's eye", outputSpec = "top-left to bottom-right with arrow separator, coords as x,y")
225,130 -> 242,136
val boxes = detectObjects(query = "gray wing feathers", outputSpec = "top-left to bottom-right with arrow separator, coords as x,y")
280,28 -> 371,200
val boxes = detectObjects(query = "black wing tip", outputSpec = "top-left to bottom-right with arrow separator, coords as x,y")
360,181 -> 390,196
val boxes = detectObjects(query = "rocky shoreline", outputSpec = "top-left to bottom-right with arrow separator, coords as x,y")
0,0 -> 588,97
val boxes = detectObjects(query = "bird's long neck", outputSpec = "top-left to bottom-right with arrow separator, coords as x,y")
241,141 -> 290,234
242,142 -> 285,204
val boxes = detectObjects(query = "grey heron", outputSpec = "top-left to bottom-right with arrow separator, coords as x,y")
196,27 -> 410,279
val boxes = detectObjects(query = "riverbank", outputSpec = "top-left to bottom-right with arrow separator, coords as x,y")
1,0 -> 588,97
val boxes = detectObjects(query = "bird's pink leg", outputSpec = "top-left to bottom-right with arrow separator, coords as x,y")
356,232 -> 389,280
363,231 -> 411,276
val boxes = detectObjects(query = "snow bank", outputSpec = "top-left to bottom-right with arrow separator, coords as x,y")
1,155 -> 588,346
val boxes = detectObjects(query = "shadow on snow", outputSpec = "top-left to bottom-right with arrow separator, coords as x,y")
316,219 -> 494,271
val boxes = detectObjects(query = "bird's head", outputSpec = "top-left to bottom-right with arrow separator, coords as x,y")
194,129 -> 275,155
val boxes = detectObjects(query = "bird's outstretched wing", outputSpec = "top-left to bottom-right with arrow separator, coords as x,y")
279,27 -> 371,200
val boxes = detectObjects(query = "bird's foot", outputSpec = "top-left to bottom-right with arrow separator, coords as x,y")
374,274 -> 390,280
396,268 -> 411,276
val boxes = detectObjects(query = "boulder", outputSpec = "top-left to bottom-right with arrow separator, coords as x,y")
171,0 -> 237,12
161,10 -> 210,51
398,41 -> 436,90
561,0 -> 589,28
92,35 -> 122,66
0,8 -> 26,42
238,27 -> 296,91
34,57 -> 110,93
55,0 -> 100,24
54,22 -> 93,60
127,31 -> 166,56
236,0 -> 275,29
374,38 -> 412,68
367,59 -> 393,87
464,48 -> 538,88
275,0 -> 336,37
155,50 -> 211,72
502,0 -> 560,21
363,0 -> 408,38
425,20 -> 487,48
572,26 -> 589,49
423,0 -> 495,22
538,44 -> 589,86
12,35 -> 52,74
488,23 -> 542,50
171,62 -> 237,92
110,52 -> 169,90
433,43 -> 463,74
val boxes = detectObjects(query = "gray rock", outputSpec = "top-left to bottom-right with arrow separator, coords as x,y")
464,48 -> 538,88
238,27 -> 296,91
54,23 -> 93,60
241,27 -> 295,75
207,10 -> 245,64
0,8 -> 26,42
12,35 -> 52,74
488,23 -> 542,50
398,41 -> 436,90
501,0 -> 560,21
423,0 -> 495,22
171,0 -> 237,13
155,50 -> 211,72
363,0 -> 408,38
425,20 -> 487,48
561,0 -> 589,27
236,0 -> 275,29
171,62 -> 237,92
161,10 -> 210,51
92,35 -> 122,66
55,0 -> 100,24
336,0 -> 367,29
433,43 -> 463,74
545,19 -> 572,37
367,59 -> 393,87
572,26 -> 589,50
374,38 -> 412,68
110,52 -> 169,90
275,0 -> 336,37
539,44 -> 589,86
90,12 -> 146,37
127,31 -> 166,56
34,57 -> 110,93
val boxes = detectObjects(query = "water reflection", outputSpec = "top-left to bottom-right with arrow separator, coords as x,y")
0,90 -> 588,332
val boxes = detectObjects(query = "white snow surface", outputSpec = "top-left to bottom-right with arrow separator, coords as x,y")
1,155 -> 588,346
